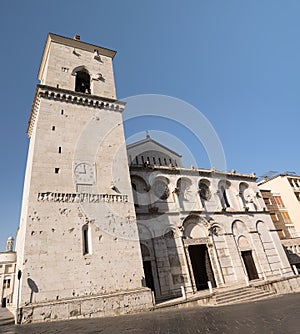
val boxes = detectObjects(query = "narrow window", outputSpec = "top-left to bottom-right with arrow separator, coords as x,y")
220,185 -> 230,208
153,157 -> 156,164
54,168 -> 60,174
141,156 -> 145,164
164,158 -> 167,165
58,147 -> 62,154
57,84 -> 59,88
52,126 -> 55,131
61,109 -> 64,115
82,225 -> 91,255
135,156 -> 139,165
158,157 -> 162,165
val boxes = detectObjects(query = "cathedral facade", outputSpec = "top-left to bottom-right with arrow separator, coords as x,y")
127,136 -> 294,300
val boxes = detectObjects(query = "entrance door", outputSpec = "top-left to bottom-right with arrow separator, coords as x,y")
143,261 -> 155,293
188,245 -> 216,291
241,250 -> 259,280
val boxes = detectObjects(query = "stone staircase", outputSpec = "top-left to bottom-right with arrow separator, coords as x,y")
215,286 -> 276,306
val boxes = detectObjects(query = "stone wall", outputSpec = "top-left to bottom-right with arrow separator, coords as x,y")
19,288 -> 153,324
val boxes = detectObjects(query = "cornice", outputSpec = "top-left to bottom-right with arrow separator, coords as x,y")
129,165 -> 257,181
27,85 -> 126,138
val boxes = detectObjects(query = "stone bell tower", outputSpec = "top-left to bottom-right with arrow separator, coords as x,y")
13,33 -> 152,324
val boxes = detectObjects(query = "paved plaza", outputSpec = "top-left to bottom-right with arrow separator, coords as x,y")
1,293 -> 300,334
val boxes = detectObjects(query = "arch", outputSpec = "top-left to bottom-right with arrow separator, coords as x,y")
198,179 -> 211,205
71,65 -> 90,76
239,182 -> 249,209
239,182 -> 258,211
131,175 -> 149,193
218,180 -> 231,209
183,215 -> 207,239
256,220 -> 272,242
73,66 -> 91,94
131,175 -> 149,207
232,220 -> 248,236
209,223 -> 224,237
176,177 -> 193,206
162,226 -> 180,239
140,243 -> 151,257
137,223 -> 153,241
152,176 -> 170,201
238,235 -> 251,250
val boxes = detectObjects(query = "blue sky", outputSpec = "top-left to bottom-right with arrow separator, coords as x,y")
0,0 -> 300,249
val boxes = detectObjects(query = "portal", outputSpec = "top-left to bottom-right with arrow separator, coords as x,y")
241,250 -> 259,280
188,244 -> 216,290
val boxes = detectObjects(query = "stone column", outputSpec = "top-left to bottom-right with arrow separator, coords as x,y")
152,237 -> 173,298
175,233 -> 193,295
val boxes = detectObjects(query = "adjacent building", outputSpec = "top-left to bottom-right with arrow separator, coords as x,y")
0,237 -> 16,308
259,189 -> 293,239
258,174 -> 300,237
259,174 -> 300,271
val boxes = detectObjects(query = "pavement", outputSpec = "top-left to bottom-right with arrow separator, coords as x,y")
1,292 -> 300,334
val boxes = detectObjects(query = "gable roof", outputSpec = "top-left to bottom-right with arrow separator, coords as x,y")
126,135 -> 182,158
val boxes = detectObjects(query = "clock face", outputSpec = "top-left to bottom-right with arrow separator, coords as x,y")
74,163 -> 95,184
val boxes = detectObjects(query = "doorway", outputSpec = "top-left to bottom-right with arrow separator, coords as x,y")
143,261 -> 155,293
188,244 -> 216,290
241,250 -> 259,280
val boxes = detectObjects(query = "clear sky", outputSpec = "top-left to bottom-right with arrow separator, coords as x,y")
0,0 -> 299,250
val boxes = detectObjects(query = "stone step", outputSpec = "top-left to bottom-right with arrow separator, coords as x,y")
216,288 -> 275,305
216,288 -> 262,302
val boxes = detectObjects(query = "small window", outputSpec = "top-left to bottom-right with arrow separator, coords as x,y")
57,84 -> 59,88
82,224 -> 91,255
52,126 -> 55,131
3,279 -> 10,289
54,168 -> 60,174
61,110 -> 64,115
58,147 -> 62,154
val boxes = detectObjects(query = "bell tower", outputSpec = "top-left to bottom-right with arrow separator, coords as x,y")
13,33 -> 152,324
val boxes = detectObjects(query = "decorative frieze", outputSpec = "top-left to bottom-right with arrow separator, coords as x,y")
183,237 -> 210,246
37,192 -> 128,203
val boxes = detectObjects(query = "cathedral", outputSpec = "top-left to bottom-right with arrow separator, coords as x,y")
1,33 -> 300,324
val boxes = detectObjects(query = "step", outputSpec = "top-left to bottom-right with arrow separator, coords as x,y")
216,288 -> 263,302
216,290 -> 275,305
